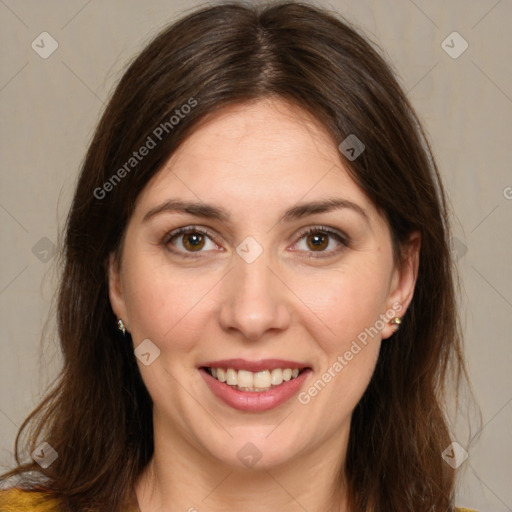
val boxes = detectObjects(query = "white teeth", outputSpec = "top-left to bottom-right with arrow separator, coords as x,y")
226,368 -> 237,386
207,367 -> 304,392
253,370 -> 271,388
237,370 -> 253,388
270,368 -> 283,385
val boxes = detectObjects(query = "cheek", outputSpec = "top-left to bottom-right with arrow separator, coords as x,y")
293,268 -> 386,426
292,259 -> 392,351
121,253 -> 218,351
121,233 -> 393,355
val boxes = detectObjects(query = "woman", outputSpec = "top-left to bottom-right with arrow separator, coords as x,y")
0,2 -> 477,511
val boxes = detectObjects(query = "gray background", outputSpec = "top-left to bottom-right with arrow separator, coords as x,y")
0,0 -> 511,510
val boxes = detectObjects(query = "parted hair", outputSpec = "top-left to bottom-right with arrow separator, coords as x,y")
2,2 -> 472,511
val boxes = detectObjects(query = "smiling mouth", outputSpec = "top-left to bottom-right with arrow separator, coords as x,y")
201,366 -> 309,392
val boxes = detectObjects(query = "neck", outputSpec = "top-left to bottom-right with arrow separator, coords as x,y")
134,421 -> 350,512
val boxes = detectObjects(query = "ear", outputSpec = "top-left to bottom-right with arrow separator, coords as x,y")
381,231 -> 421,340
108,252 -> 129,330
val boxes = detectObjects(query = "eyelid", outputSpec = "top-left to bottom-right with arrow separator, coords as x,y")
289,225 -> 349,258
163,224 -> 349,258
163,225 -> 223,258
294,225 -> 348,244
163,225 -> 217,244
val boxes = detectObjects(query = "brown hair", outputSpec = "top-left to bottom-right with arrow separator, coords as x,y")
2,2 -> 474,510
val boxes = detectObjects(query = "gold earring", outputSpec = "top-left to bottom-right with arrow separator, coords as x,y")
117,319 -> 126,335
390,317 -> 402,328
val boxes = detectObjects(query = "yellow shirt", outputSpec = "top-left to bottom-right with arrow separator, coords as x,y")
0,488 -> 139,511
0,487 -> 478,511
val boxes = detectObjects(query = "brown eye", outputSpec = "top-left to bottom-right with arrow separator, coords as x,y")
165,226 -> 220,256
292,226 -> 348,259
182,232 -> 206,251
306,232 -> 329,251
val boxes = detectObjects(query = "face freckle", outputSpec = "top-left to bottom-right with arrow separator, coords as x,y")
109,98 -> 413,471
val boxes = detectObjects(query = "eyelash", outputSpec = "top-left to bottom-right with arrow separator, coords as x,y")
162,225 -> 349,259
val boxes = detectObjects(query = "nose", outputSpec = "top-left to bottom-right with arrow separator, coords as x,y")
218,253 -> 291,341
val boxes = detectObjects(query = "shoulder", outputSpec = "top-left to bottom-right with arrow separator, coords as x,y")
0,487 -> 63,512
0,488 -> 477,512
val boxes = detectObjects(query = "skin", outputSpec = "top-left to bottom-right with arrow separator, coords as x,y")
109,98 -> 420,512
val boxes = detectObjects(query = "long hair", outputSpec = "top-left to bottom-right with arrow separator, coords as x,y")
2,2 -> 473,510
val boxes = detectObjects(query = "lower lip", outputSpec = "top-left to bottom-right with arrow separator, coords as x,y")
199,368 -> 311,412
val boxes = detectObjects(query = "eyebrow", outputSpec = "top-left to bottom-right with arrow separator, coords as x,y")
142,197 -> 370,225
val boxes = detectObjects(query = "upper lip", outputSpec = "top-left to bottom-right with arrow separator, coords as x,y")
200,358 -> 310,372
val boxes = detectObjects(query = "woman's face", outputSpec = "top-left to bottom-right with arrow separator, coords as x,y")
109,99 -> 418,470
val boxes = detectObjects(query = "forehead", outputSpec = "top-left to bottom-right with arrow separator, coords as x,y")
134,98 -> 375,220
